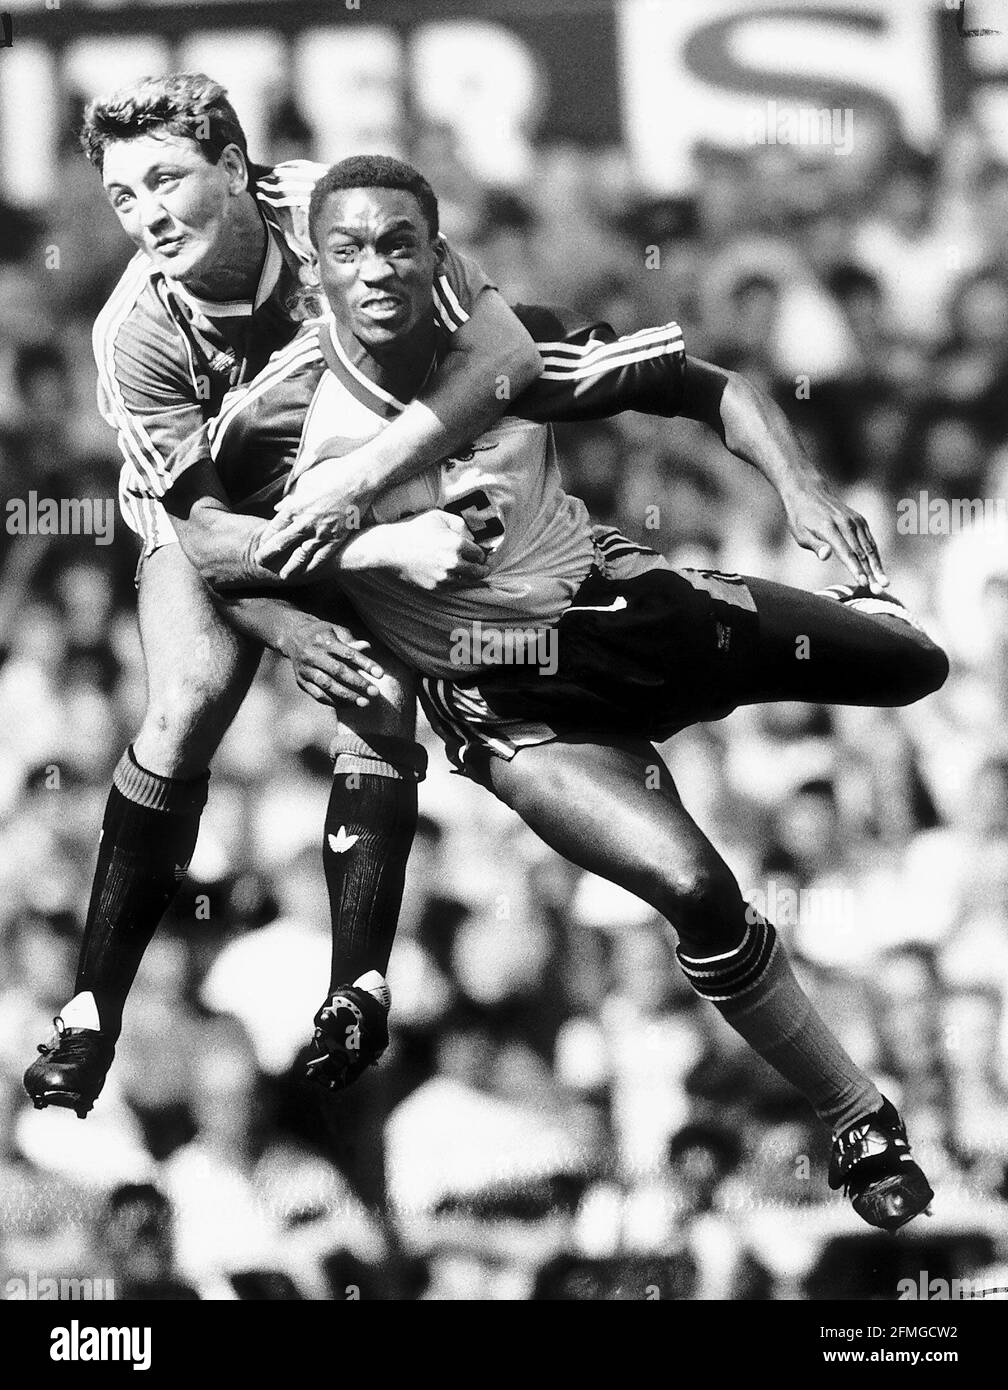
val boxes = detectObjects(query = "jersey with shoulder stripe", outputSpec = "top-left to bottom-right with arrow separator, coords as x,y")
209,310 -> 688,679
91,159 -> 489,552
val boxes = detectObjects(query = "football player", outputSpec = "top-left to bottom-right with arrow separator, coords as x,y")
158,157 -> 947,1231
22,71 -> 553,1119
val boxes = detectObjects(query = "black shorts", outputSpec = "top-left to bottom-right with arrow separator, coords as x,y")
419,527 -> 759,777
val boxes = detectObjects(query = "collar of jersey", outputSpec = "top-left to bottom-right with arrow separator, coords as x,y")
166,219 -> 284,321
324,317 -> 412,414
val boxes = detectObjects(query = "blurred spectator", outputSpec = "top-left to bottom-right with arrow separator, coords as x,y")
99,1183 -> 200,1301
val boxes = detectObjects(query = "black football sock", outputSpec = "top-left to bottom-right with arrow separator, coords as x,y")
323,732 -> 426,993
73,747 -> 209,1039
677,914 -> 882,1135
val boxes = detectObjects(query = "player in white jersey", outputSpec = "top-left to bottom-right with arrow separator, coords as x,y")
209,324 -> 596,678
173,157 -> 946,1231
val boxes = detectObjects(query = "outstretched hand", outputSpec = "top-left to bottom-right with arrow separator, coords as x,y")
783,480 -> 888,593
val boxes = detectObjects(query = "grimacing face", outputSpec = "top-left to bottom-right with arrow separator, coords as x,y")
101,131 -> 248,284
312,186 -> 441,351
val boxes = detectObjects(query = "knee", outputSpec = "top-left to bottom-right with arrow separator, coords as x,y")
139,678 -> 223,767
641,854 -> 744,950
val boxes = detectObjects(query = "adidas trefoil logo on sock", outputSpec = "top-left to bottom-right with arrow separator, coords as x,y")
328,827 -> 360,854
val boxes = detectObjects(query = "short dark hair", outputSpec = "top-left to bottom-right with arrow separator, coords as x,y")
308,154 -> 439,245
80,73 -> 248,174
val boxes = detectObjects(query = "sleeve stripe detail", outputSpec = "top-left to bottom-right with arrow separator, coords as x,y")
539,334 -> 683,373
536,321 -> 684,360
433,276 -> 469,333
209,340 -> 323,459
93,261 -> 174,497
437,274 -> 469,325
255,161 -> 327,192
256,191 -> 311,209
432,284 -> 458,332
169,301 -> 204,400
255,163 -> 325,209
539,340 -> 683,381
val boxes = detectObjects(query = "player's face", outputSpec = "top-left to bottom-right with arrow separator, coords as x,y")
101,133 -> 244,283
313,187 -> 439,350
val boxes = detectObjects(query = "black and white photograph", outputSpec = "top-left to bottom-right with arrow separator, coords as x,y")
0,0 -> 1006,1348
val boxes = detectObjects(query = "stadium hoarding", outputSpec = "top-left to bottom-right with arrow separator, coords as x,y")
0,0 -> 1005,202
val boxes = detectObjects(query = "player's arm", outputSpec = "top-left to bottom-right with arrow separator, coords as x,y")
95,308 -> 301,587
210,510 -> 484,705
162,459 -> 317,589
335,509 -> 488,591
509,305 -> 886,592
256,260 -> 541,579
213,587 -> 386,709
679,357 -> 887,591
168,451 -> 489,590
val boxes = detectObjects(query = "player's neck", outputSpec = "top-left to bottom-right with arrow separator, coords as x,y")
181,195 -> 268,304
333,315 -> 439,403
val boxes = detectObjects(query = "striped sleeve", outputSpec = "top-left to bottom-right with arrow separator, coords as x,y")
92,265 -> 211,499
509,304 -> 687,422
433,240 -> 496,334
254,159 -> 329,212
254,160 -> 330,266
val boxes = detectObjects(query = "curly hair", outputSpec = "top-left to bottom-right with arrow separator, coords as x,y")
308,154 -> 440,244
79,72 -> 248,173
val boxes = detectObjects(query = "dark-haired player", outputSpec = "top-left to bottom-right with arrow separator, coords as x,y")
23,71 -> 543,1115
159,156 -> 946,1231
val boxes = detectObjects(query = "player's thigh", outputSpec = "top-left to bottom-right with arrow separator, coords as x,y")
740,576 -> 948,707
136,543 -> 261,749
487,736 -> 744,947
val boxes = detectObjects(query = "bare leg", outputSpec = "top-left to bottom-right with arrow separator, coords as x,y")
75,544 -> 261,1034
488,736 -> 881,1134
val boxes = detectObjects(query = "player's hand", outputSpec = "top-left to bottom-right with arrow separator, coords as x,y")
256,501 -> 362,580
783,479 -> 889,593
281,615 -> 384,708
389,510 -> 487,591
256,460 -> 374,579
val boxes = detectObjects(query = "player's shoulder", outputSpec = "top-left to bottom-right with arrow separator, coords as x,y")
92,252 -> 153,346
91,253 -> 180,374
257,317 -> 327,380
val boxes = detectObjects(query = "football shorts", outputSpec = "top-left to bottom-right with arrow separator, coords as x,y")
419,526 -> 759,778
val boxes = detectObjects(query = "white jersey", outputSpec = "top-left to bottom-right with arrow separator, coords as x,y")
211,318 -> 595,678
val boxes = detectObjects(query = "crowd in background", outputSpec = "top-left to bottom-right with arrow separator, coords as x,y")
2,85 -> 1008,1300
